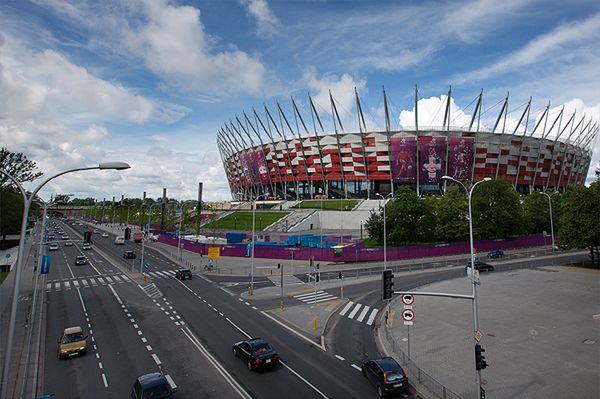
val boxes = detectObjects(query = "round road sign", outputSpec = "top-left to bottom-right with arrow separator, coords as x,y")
401,294 -> 414,305
401,309 -> 415,322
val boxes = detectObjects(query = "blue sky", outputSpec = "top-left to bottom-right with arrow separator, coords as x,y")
1,0 -> 599,201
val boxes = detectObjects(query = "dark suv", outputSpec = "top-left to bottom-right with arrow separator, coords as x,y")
175,269 -> 192,280
361,357 -> 408,397
465,261 -> 494,272
131,372 -> 174,399
123,250 -> 136,259
487,249 -> 504,259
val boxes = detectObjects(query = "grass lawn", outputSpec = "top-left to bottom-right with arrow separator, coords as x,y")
203,211 -> 289,231
293,199 -> 360,211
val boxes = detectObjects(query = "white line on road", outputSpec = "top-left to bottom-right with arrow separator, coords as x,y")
334,355 -> 345,361
339,301 -> 354,316
152,354 -> 161,365
259,311 -> 325,351
356,306 -> 370,323
366,308 -> 379,326
347,303 -> 363,319
351,364 -> 361,371
164,374 -> 177,391
108,284 -> 123,305
102,373 -> 108,388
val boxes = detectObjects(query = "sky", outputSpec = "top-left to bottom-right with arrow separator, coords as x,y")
1,0 -> 599,202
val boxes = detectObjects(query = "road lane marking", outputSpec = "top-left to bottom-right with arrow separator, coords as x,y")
259,311 -> 326,351
351,364 -> 361,371
366,308 -> 379,326
356,306 -> 370,323
334,355 -> 345,361
152,354 -> 161,365
108,285 -> 123,305
339,301 -> 354,316
347,303 -> 363,319
102,373 -> 108,388
164,374 -> 177,391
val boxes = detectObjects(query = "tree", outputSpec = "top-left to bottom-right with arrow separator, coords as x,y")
557,182 -> 600,266
471,178 -> 524,239
386,186 -> 429,245
521,192 -> 554,235
435,186 -> 469,242
364,209 -> 383,244
0,147 -> 43,186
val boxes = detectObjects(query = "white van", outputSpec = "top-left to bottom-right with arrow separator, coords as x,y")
114,236 -> 125,245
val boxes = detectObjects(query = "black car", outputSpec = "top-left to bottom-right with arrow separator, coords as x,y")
131,372 -> 174,399
232,338 -> 279,371
465,261 -> 494,272
75,256 -> 87,266
123,250 -> 137,259
361,357 -> 408,397
175,269 -> 192,280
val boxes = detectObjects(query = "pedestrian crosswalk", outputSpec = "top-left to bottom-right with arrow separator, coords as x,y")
293,290 -> 338,304
140,283 -> 163,299
339,301 -> 379,326
143,269 -> 177,279
46,273 -> 132,292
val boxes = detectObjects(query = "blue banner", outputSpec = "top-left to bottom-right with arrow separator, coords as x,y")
40,255 -> 51,274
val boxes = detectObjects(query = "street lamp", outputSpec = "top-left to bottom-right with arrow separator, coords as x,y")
374,193 -> 394,271
537,191 -> 556,256
0,161 -> 130,397
140,201 -> 162,282
442,175 -> 491,399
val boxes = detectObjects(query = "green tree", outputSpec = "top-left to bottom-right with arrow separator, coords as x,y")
0,147 -> 43,186
435,186 -> 469,242
522,192 -> 555,234
471,178 -> 524,239
387,186 -> 428,245
364,209 -> 383,244
557,182 -> 600,266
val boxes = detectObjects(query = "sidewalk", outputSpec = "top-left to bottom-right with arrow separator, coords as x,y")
0,222 -> 46,399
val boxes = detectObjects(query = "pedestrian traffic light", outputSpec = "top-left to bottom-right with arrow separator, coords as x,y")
338,271 -> 343,279
475,344 -> 488,370
480,387 -> 486,399
382,270 -> 394,300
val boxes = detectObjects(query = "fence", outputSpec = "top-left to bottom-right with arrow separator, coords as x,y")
158,234 -> 551,263
383,326 -> 463,399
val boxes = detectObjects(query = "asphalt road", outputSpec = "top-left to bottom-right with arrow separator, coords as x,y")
43,220 -> 382,398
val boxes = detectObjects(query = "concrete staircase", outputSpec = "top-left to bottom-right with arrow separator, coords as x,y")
267,209 -> 315,232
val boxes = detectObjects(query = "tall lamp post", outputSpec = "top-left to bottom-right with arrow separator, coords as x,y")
375,193 -> 394,271
0,162 -> 130,398
443,175 -> 491,399
537,191 -> 556,256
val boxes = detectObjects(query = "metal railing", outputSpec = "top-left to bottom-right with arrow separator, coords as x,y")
383,326 -> 463,399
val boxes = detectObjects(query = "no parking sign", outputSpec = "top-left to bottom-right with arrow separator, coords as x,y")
402,309 -> 415,326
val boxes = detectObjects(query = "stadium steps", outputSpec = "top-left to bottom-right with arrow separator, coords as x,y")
267,209 -> 314,232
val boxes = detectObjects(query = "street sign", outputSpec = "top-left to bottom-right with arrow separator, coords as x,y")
402,309 -> 415,326
40,255 -> 51,274
401,294 -> 414,306
474,330 -> 482,342
5,253 -> 10,259
208,247 -> 220,260
144,263 -> 150,269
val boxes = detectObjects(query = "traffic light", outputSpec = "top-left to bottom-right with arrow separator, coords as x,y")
475,344 -> 488,370
480,387 -> 486,399
382,270 -> 394,300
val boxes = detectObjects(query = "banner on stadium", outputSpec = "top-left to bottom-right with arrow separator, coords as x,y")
419,136 -> 446,184
448,137 -> 474,181
239,152 -> 252,187
390,136 -> 417,183
253,150 -> 270,185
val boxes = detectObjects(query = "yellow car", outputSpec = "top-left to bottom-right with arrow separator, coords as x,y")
58,326 -> 88,359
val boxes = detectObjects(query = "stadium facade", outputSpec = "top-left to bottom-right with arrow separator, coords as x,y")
217,89 -> 598,200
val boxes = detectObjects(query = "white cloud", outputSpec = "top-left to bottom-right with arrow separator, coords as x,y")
0,35 -> 157,123
122,0 -> 267,95
399,96 -> 472,130
240,0 -> 282,38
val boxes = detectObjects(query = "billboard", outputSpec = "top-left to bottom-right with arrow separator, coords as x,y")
448,137 -> 474,181
420,136 -> 446,184
239,152 -> 252,186
253,150 -> 270,185
390,136 -> 417,182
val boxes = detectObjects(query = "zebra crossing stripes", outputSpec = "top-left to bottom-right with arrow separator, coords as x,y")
293,290 -> 338,304
146,270 -> 176,279
338,301 -> 379,326
45,274 -> 132,293
140,283 -> 162,299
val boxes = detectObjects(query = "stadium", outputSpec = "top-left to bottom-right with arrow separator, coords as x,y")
217,89 -> 597,200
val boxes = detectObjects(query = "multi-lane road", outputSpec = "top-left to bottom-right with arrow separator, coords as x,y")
42,220 -> 389,398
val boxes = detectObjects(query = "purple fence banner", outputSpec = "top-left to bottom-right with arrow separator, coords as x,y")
448,137 -> 474,181
390,136 -> 417,182
420,136 -> 447,184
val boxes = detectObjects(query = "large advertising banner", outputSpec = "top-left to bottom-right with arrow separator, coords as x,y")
448,137 -> 474,181
390,136 -> 417,182
419,136 -> 447,184
239,152 -> 252,187
254,150 -> 270,185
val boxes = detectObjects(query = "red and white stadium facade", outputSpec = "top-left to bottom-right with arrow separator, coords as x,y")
217,90 -> 598,200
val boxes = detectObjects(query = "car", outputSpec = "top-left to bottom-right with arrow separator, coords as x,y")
131,372 -> 174,399
487,249 -> 504,259
123,250 -> 136,259
93,229 -> 98,233
133,231 -> 144,243
175,269 -> 192,280
82,243 -> 92,251
61,234 -> 69,240
101,232 -> 109,238
75,255 -> 87,265
48,234 -> 55,240
58,326 -> 87,359
49,243 -> 59,251
465,261 -> 494,272
65,241 -> 73,247
232,338 -> 279,371
361,357 -> 409,397
114,236 -> 125,245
